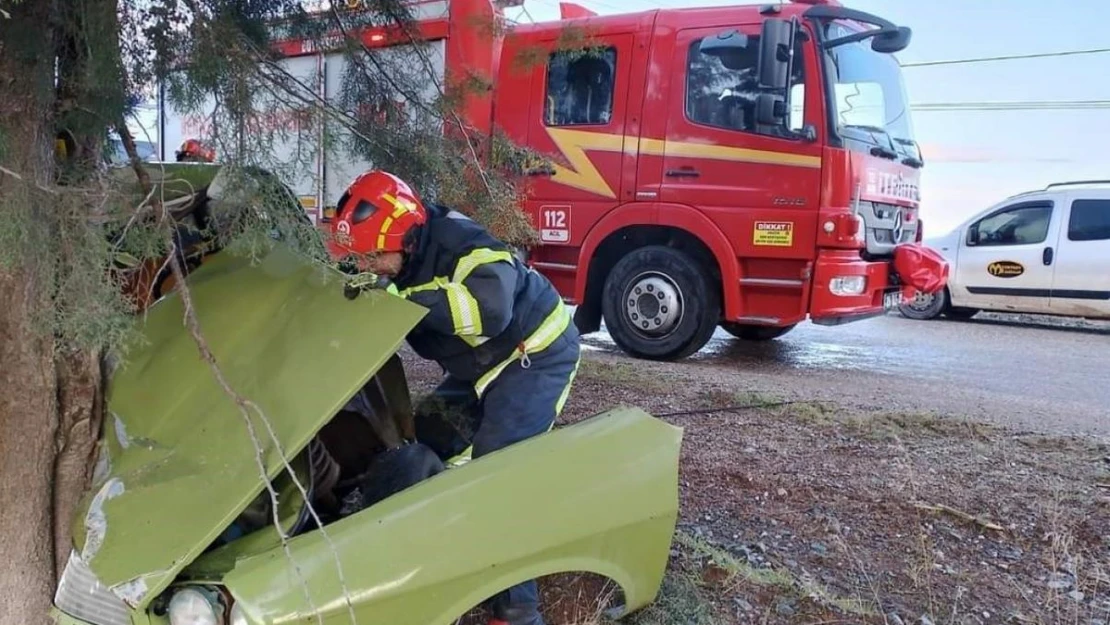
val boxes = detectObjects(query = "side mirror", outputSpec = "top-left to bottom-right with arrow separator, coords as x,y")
966,225 -> 980,246
699,29 -> 751,71
871,26 -> 912,54
755,93 -> 785,125
757,18 -> 793,91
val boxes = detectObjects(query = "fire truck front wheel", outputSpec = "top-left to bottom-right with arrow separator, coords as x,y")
601,245 -> 721,361
720,323 -> 797,341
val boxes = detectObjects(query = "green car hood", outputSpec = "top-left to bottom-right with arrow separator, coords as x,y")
71,244 -> 424,609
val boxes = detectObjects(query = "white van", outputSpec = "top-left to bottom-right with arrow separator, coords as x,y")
900,180 -> 1110,321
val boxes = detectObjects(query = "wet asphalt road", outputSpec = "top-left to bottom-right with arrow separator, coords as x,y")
583,313 -> 1110,438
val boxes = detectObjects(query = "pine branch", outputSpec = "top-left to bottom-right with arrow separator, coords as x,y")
0,164 -> 60,195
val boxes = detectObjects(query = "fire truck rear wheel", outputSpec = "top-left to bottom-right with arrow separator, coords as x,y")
601,245 -> 720,361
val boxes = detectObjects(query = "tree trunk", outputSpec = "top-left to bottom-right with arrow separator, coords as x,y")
0,3 -> 104,623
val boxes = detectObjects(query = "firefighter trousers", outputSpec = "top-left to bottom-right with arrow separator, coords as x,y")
413,327 -> 581,625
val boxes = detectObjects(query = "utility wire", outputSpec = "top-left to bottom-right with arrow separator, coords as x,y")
903,47 -> 1110,68
521,3 -> 1109,67
912,99 -> 1110,112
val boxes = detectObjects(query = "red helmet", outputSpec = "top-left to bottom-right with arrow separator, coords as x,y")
328,170 -> 427,258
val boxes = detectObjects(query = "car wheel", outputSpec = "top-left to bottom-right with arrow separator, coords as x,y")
721,322 -> 797,341
898,288 -> 947,320
601,245 -> 720,361
360,443 -> 445,508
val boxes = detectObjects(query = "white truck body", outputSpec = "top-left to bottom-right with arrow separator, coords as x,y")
156,1 -> 450,223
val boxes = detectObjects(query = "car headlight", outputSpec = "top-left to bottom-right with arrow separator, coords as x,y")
168,588 -> 222,625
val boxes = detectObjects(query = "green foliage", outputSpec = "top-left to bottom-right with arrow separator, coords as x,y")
3,0 -> 554,356
508,21 -> 608,74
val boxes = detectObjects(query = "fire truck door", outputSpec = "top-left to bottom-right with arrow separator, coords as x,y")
523,34 -> 635,252
659,23 -> 822,260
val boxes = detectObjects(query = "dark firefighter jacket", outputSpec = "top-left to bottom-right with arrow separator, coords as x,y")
392,203 -> 572,395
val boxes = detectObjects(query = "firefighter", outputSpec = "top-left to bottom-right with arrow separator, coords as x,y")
326,169 -> 579,625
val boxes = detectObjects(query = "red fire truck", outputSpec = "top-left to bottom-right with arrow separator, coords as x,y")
158,0 -> 948,361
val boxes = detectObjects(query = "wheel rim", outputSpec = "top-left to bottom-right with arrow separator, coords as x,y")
623,271 -> 684,338
905,290 -> 937,312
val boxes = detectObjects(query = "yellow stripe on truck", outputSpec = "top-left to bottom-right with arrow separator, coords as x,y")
640,138 -> 822,169
541,128 -> 823,199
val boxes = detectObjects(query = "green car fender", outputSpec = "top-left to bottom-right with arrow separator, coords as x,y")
221,407 -> 683,625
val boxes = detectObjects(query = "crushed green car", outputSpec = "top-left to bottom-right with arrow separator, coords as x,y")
51,244 -> 683,625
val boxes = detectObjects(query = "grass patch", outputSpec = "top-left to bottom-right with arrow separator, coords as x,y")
701,389 -> 838,426
577,359 -> 666,391
702,389 -> 782,409
674,531 -> 880,619
783,400 -> 838,425
676,532 -> 794,589
846,411 -> 996,441
625,570 -> 722,625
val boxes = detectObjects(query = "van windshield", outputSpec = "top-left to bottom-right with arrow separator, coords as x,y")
823,21 -> 918,160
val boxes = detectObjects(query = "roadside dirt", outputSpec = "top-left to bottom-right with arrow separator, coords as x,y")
401,349 -> 1110,625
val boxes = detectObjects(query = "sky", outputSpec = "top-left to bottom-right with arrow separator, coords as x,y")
504,0 -> 1110,235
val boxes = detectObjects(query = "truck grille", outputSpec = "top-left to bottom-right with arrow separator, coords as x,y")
54,550 -> 132,625
858,201 -> 917,256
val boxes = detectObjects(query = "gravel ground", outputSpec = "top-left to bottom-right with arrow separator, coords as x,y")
401,344 -> 1110,625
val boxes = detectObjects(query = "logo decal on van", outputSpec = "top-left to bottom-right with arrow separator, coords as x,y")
987,261 -> 1024,278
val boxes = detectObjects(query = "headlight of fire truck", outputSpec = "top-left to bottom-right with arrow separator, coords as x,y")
829,276 -> 867,296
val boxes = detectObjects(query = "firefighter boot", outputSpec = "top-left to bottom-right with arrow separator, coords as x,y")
488,582 -> 544,625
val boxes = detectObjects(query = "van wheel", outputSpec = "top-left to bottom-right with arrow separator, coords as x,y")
721,323 -> 796,341
898,288 -> 946,320
360,443 -> 444,508
601,245 -> 720,361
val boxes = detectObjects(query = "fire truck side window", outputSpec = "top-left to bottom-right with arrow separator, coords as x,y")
544,47 -> 618,126
686,36 -> 804,138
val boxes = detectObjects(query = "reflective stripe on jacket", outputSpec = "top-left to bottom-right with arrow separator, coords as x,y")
393,203 -> 571,391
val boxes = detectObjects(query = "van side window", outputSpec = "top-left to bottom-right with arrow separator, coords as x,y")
969,202 -> 1053,246
544,47 -> 617,126
1068,199 -> 1110,242
686,36 -> 805,138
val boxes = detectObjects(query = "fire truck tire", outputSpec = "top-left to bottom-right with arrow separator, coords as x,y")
601,245 -> 720,361
720,323 -> 796,341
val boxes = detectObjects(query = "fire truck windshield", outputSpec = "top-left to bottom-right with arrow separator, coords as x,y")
823,21 -> 918,160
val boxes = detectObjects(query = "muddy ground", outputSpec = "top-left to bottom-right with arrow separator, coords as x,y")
401,344 -> 1110,625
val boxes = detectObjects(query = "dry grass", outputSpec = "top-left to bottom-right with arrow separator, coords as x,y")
576,359 -> 668,392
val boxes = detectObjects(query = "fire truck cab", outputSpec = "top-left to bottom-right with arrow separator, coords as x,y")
494,1 -> 941,360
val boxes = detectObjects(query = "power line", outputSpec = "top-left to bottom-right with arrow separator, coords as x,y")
912,99 -> 1110,112
902,48 -> 1110,68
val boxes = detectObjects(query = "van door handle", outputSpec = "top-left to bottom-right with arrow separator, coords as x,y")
665,167 -> 700,178
1043,246 -> 1054,265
